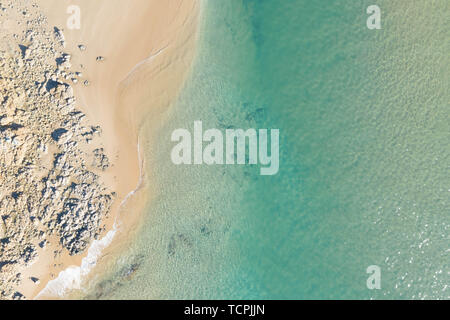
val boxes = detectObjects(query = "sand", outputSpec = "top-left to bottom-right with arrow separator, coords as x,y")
19,0 -> 199,299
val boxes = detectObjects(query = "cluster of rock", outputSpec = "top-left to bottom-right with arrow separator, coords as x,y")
0,1 -> 114,299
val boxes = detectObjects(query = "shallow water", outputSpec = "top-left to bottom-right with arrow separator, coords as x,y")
85,0 -> 449,299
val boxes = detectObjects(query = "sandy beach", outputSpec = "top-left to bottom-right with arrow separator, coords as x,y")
0,0 -> 199,299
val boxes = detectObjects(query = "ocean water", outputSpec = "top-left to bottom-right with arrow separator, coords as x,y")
85,0 -> 449,299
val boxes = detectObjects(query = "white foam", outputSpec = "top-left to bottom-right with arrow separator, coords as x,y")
35,228 -> 116,299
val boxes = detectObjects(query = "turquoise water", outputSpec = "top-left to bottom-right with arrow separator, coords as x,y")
86,0 -> 449,299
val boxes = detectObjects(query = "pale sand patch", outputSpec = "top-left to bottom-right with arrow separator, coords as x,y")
23,0 -> 200,299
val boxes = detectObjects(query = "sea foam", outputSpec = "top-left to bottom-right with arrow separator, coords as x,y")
35,228 -> 116,299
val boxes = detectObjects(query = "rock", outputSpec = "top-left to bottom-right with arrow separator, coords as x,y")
53,27 -> 65,48
0,221 -> 4,238
12,292 -> 25,300
92,148 -> 110,170
38,239 -> 47,248
51,128 -> 68,142
0,0 -> 115,299
30,277 -> 40,284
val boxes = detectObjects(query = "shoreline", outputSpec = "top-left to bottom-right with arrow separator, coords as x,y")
28,0 -> 200,299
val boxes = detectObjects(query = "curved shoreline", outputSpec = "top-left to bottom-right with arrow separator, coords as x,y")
32,0 -> 200,299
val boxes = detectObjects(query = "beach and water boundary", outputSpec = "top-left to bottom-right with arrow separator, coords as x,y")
79,0 -> 448,300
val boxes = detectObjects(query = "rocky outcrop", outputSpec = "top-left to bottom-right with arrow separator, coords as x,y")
0,0 -> 115,299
